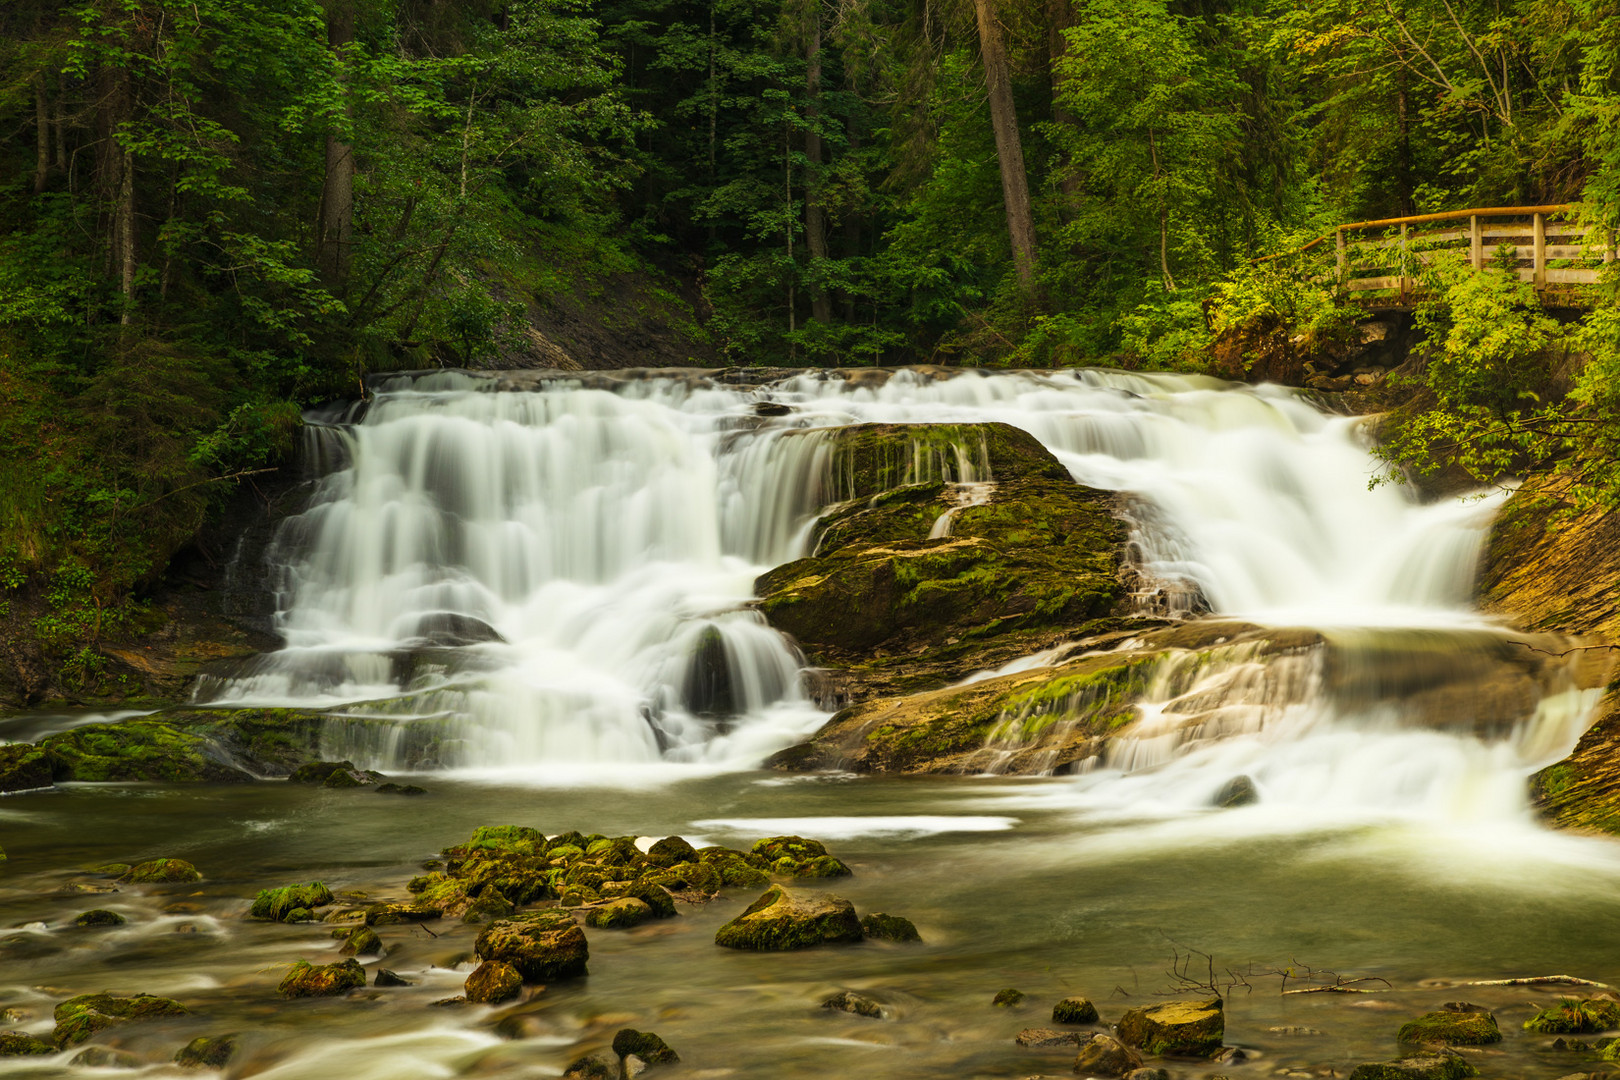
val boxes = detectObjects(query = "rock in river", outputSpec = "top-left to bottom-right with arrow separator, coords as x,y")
121,859 -> 202,884
72,909 -> 126,927
612,1028 -> 679,1065
1346,1050 -> 1478,1080
860,912 -> 921,942
475,911 -> 589,981
1052,995 -> 1099,1024
0,1032 -> 54,1056
278,958 -> 367,998
1115,996 -> 1224,1057
713,885 -> 863,951
1396,1009 -> 1501,1046
53,992 -> 189,1048
1073,1033 -> 1143,1077
250,882 -> 334,922
465,961 -> 523,1004
1524,998 -> 1620,1033
823,991 -> 884,1018
174,1034 -> 236,1069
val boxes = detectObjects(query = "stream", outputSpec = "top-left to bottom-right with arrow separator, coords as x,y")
3,367 -> 1618,1079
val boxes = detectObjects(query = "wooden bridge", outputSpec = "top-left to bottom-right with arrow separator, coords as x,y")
1255,204 -> 1616,306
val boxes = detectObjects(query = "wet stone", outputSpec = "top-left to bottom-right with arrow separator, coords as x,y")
612,1028 -> 679,1065
71,1046 -> 142,1068
374,969 -> 413,987
0,1032 -> 54,1056
1073,1033 -> 1143,1077
860,912 -> 921,942
1397,1010 -> 1501,1046
278,958 -> 367,998
465,960 -> 523,1004
713,885 -> 862,951
564,1054 -> 616,1080
174,1034 -> 236,1069
1346,1050 -> 1479,1080
822,991 -> 884,1018
1116,996 -> 1224,1057
121,859 -> 201,884
1017,1028 -> 1080,1048
72,909 -> 126,927
994,988 -> 1026,1007
1053,996 -> 1099,1025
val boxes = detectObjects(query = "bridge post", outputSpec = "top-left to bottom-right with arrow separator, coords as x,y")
1336,229 -> 1347,283
1399,222 -> 1409,302
1470,215 -> 1482,270
1534,213 -> 1547,287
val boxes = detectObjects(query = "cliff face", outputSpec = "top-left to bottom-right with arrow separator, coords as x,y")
1478,477 -> 1620,832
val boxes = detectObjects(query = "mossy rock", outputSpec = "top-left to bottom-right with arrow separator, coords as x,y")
465,961 -> 523,1004
586,837 -> 640,865
72,909 -> 126,928
463,826 -> 548,857
564,1055 -> 616,1080
1346,1051 -> 1478,1080
611,1028 -> 679,1065
585,898 -> 654,929
364,902 -> 441,926
0,744 -> 59,794
121,859 -> 201,884
174,1034 -> 236,1069
547,831 -> 589,852
993,988 -> 1024,1007
823,990 -> 884,1018
646,836 -> 698,866
53,993 -> 188,1048
1073,1033 -> 1142,1076
279,958 -> 367,998
250,882 -> 334,922
288,759 -> 357,784
1397,1010 -> 1501,1046
752,836 -> 829,862
1116,997 -> 1224,1057
338,926 -> 381,957
1524,998 -> 1620,1033
696,846 -> 771,888
713,885 -> 863,951
0,1032 -> 54,1056
374,782 -> 427,795
643,860 -> 722,895
462,892 -> 516,924
37,721 -> 256,784
474,911 -> 588,982
1052,995 -> 1099,1024
625,880 -> 677,919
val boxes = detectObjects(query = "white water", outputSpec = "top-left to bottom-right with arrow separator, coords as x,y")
204,367 -> 1600,821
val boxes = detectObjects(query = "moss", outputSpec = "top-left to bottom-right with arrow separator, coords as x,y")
288,759 -> 356,784
339,926 -> 381,956
1397,1011 -> 1501,1046
72,908 -> 126,927
53,993 -> 188,1047
626,880 -> 677,918
464,960 -> 523,1004
713,885 -> 863,950
279,958 -> 367,998
474,911 -> 589,981
250,882 -> 334,922
647,836 -> 698,865
584,897 -> 654,929
753,836 -> 830,861
1528,999 -> 1620,1034
464,825 -> 548,856
0,1033 -> 54,1056
860,912 -> 921,942
1052,996 -> 1099,1024
122,858 -> 201,883
1116,997 -> 1224,1057
1346,1052 -> 1478,1080
39,721 -> 253,784
993,988 -> 1025,1007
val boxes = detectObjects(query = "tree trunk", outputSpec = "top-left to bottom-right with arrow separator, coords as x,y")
1396,73 -> 1414,219
804,0 -> 833,325
34,74 -> 50,194
1046,0 -> 1079,207
972,0 -> 1038,295
1149,127 -> 1176,291
318,0 -> 356,290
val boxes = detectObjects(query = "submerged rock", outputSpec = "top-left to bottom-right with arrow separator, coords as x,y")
1213,775 -> 1259,807
1073,1033 -> 1143,1077
1346,1050 -> 1478,1080
823,990 -> 884,1018
1017,1027 -> 1080,1048
374,969 -> 413,988
278,958 -> 367,998
860,912 -> 921,942
174,1034 -> 236,1069
612,1028 -> 679,1065
584,898 -> 654,929
375,782 -> 427,795
993,988 -> 1026,1007
1397,1009 -> 1502,1046
1052,996 -> 1100,1024
72,909 -> 126,927
250,882 -> 334,922
71,1046 -> 142,1067
121,859 -> 202,884
288,760 -> 359,784
713,885 -> 863,951
1116,997 -> 1224,1057
53,993 -> 189,1048
464,961 -> 523,1004
684,625 -> 737,718
563,1055 -> 616,1080
0,745 -> 57,794
475,912 -> 588,981
338,926 -> 381,957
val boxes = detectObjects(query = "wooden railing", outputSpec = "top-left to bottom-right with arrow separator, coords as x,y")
1254,204 -> 1617,303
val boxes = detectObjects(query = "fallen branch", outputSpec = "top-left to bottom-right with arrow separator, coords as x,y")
1454,975 -> 1611,989
1509,641 -> 1620,658
1282,986 -> 1385,995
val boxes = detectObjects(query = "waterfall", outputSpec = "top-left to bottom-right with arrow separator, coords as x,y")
202,367 -> 1598,810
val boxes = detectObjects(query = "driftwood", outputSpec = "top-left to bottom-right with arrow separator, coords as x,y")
1454,975 -> 1611,989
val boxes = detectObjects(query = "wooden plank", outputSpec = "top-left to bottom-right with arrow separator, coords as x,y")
1546,245 -> 1604,261
1471,215 -> 1482,270
1546,267 -> 1600,284
1346,276 -> 1403,291
1408,229 -> 1467,244
1482,227 -> 1533,239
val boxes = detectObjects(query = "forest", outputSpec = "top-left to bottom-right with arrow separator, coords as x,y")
1,0 -> 1619,637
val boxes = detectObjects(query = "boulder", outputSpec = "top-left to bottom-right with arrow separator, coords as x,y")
72,1046 -> 142,1067
1525,999 -> 1620,1033
375,783 -> 428,795
464,961 -> 523,1004
994,988 -> 1026,1007
174,1034 -> 236,1069
1116,996 -> 1224,1057
53,993 -> 189,1048
713,885 -> 863,951
1018,1028 -> 1080,1048
0,744 -> 57,793
1122,1070 -> 1170,1080
364,902 -> 441,926
72,909 -> 126,928
1346,1050 -> 1479,1080
696,846 -> 771,888
474,912 -> 588,981
1397,1010 -> 1501,1046
860,912 -> 921,942
625,881 -> 677,919
684,625 -> 737,718
0,1032 -> 54,1056
752,835 -> 829,863
338,926 -> 381,957
1214,775 -> 1258,807
612,1029 -> 678,1065
121,859 -> 201,884
250,882 -> 334,922
563,1055 -> 616,1080
278,959 -> 367,998
374,969 -> 413,987
584,898 -> 654,929
822,991 -> 884,1018
288,759 -> 358,784
1072,1033 -> 1143,1077
1053,996 -> 1099,1024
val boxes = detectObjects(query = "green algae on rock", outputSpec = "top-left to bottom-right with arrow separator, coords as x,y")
72,909 -> 126,927
611,1028 -> 679,1065
338,925 -> 381,957
860,912 -> 920,942
584,897 -> 654,929
278,958 -> 367,998
250,882 -> 334,922
1116,997 -> 1224,1057
1396,1010 -> 1501,1046
823,990 -> 884,1018
1073,1033 -> 1143,1077
121,859 -> 202,883
713,885 -> 863,950
992,988 -> 1025,1007
475,911 -> 589,981
0,1032 -> 54,1056
1052,995 -> 1100,1024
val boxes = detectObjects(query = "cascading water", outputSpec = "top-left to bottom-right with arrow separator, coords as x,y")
202,366 -> 1601,817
